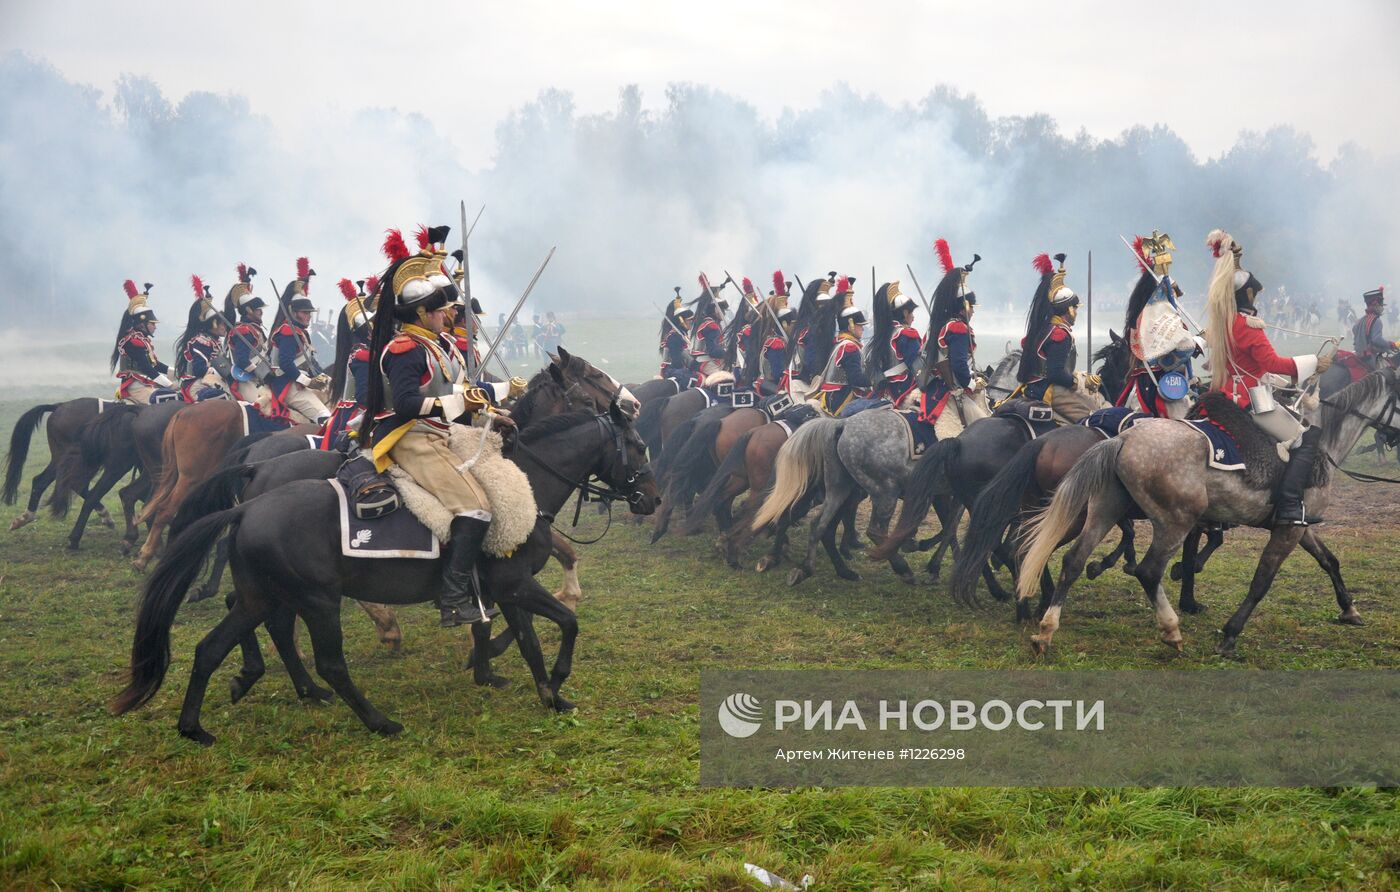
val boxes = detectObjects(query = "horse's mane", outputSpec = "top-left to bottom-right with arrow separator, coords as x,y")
1321,369 -> 1391,451
518,409 -> 600,445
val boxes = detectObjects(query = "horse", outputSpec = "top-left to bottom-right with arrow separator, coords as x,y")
181,349 -> 629,608
112,403 -> 659,744
647,401 -> 770,542
868,340 -> 1132,602
1014,369 -> 1400,656
4,397 -> 115,531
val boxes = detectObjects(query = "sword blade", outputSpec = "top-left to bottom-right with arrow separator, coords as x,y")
477,247 -> 555,374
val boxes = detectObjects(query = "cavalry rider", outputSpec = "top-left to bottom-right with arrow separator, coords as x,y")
1015,252 -> 1101,423
1203,230 -> 1331,527
795,273 -> 838,386
866,280 -> 922,407
816,280 -> 871,415
222,263 -> 285,421
362,227 -> 514,628
659,289 -> 696,389
726,276 -> 762,386
690,274 -> 727,381
919,239 -> 981,423
269,257 -> 331,425
174,276 -> 230,402
113,280 -> 174,405
750,271 -> 797,396
1353,287 -> 1395,370
1117,232 -> 1201,419
320,275 -> 377,448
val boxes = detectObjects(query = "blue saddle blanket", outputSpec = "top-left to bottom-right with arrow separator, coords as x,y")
329,475 -> 440,559
241,403 -> 294,436
898,409 -> 937,458
1179,418 -> 1246,472
1080,407 -> 1147,438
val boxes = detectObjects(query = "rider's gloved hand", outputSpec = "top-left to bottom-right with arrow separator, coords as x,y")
1315,354 -> 1333,374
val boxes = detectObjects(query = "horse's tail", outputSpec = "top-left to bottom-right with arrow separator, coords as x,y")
667,412 -> 727,504
636,394 -> 671,453
682,426 -> 757,535
221,432 -> 274,468
3,403 -> 57,505
137,414 -> 184,523
111,501 -> 249,715
751,417 -> 842,531
653,410 -> 707,480
950,437 -> 1048,604
1016,438 -> 1123,601
868,438 -> 960,561
169,463 -> 256,538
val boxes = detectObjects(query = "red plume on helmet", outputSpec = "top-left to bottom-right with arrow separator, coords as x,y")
190,274 -> 204,298
935,238 -> 955,274
296,257 -> 311,280
338,278 -> 357,301
742,277 -> 754,294
414,225 -> 431,251
1133,235 -> 1152,269
365,274 -> 380,297
236,262 -> 248,283
698,273 -> 712,291
123,279 -> 139,300
382,230 -> 410,264
1032,253 -> 1053,276
772,270 -> 786,296
836,275 -> 850,293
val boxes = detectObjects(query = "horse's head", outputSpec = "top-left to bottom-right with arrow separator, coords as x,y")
549,346 -> 640,418
1094,329 -> 1131,398
600,399 -> 660,514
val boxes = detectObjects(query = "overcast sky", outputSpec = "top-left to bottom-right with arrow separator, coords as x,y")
6,0 -> 1398,166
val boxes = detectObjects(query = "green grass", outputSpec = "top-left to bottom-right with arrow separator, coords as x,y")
3,390 -> 1400,889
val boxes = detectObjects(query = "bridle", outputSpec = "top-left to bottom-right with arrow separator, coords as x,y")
1316,369 -> 1400,483
516,412 -> 654,544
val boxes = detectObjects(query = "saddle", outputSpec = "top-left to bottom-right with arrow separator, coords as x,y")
896,409 -> 937,459
1188,392 -> 1327,490
1080,407 -> 1147,439
329,455 -> 438,560
993,398 -> 1059,440
770,402 -> 819,436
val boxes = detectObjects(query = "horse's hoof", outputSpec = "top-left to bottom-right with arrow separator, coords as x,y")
1169,562 -> 1184,582
130,558 -> 149,573
1121,563 -> 1138,576
1178,600 -> 1207,615
475,672 -> 512,689
1029,636 -> 1051,656
755,555 -> 778,573
65,542 -> 80,553
552,693 -> 577,713
787,568 -> 810,587
299,684 -> 335,704
8,512 -> 35,531
382,638 -> 403,653
179,725 -> 216,747
836,568 -> 861,582
1162,634 -> 1185,653
229,677 -> 256,704
898,572 -> 918,587
1085,562 -> 1104,580
649,529 -> 666,545
1215,638 -> 1238,658
188,586 -> 217,605
373,720 -> 404,737
99,514 -> 116,530
1338,608 -> 1365,626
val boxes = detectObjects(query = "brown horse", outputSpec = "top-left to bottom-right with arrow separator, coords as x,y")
132,400 -> 318,570
5,397 -> 116,531
650,404 -> 770,541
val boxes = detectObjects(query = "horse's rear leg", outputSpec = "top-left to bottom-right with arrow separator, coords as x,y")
118,472 -> 150,553
9,463 -> 56,529
1129,525 -> 1189,653
67,464 -> 126,550
838,496 -> 861,560
260,605 -> 333,703
867,490 -> 915,584
189,536 -> 230,604
178,599 -> 268,745
301,599 -> 402,735
1175,527 -> 1206,614
1028,495 -> 1124,655
924,500 -> 964,580
1297,530 -> 1362,626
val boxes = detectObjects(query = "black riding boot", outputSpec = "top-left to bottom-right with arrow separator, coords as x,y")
439,516 -> 499,627
1273,427 -> 1324,527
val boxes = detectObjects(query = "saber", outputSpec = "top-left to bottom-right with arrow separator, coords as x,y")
266,276 -> 322,377
465,203 -> 485,241
651,300 -> 690,341
1118,235 -> 1202,333
460,201 -> 479,379
476,247 -> 555,375
723,269 -> 787,336
904,264 -> 934,315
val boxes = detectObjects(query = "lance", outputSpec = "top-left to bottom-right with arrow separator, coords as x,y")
476,247 -> 555,376
904,264 -> 934,315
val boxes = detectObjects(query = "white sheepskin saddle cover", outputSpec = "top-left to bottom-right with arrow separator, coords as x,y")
385,427 -> 537,557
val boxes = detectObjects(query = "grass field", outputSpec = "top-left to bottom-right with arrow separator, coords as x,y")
2,351 -> 1400,888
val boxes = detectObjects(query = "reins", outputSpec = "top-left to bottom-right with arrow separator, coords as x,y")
514,413 -> 650,544
1316,377 -> 1400,485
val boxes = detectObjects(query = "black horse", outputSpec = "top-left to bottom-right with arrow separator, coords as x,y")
113,403 -> 659,744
